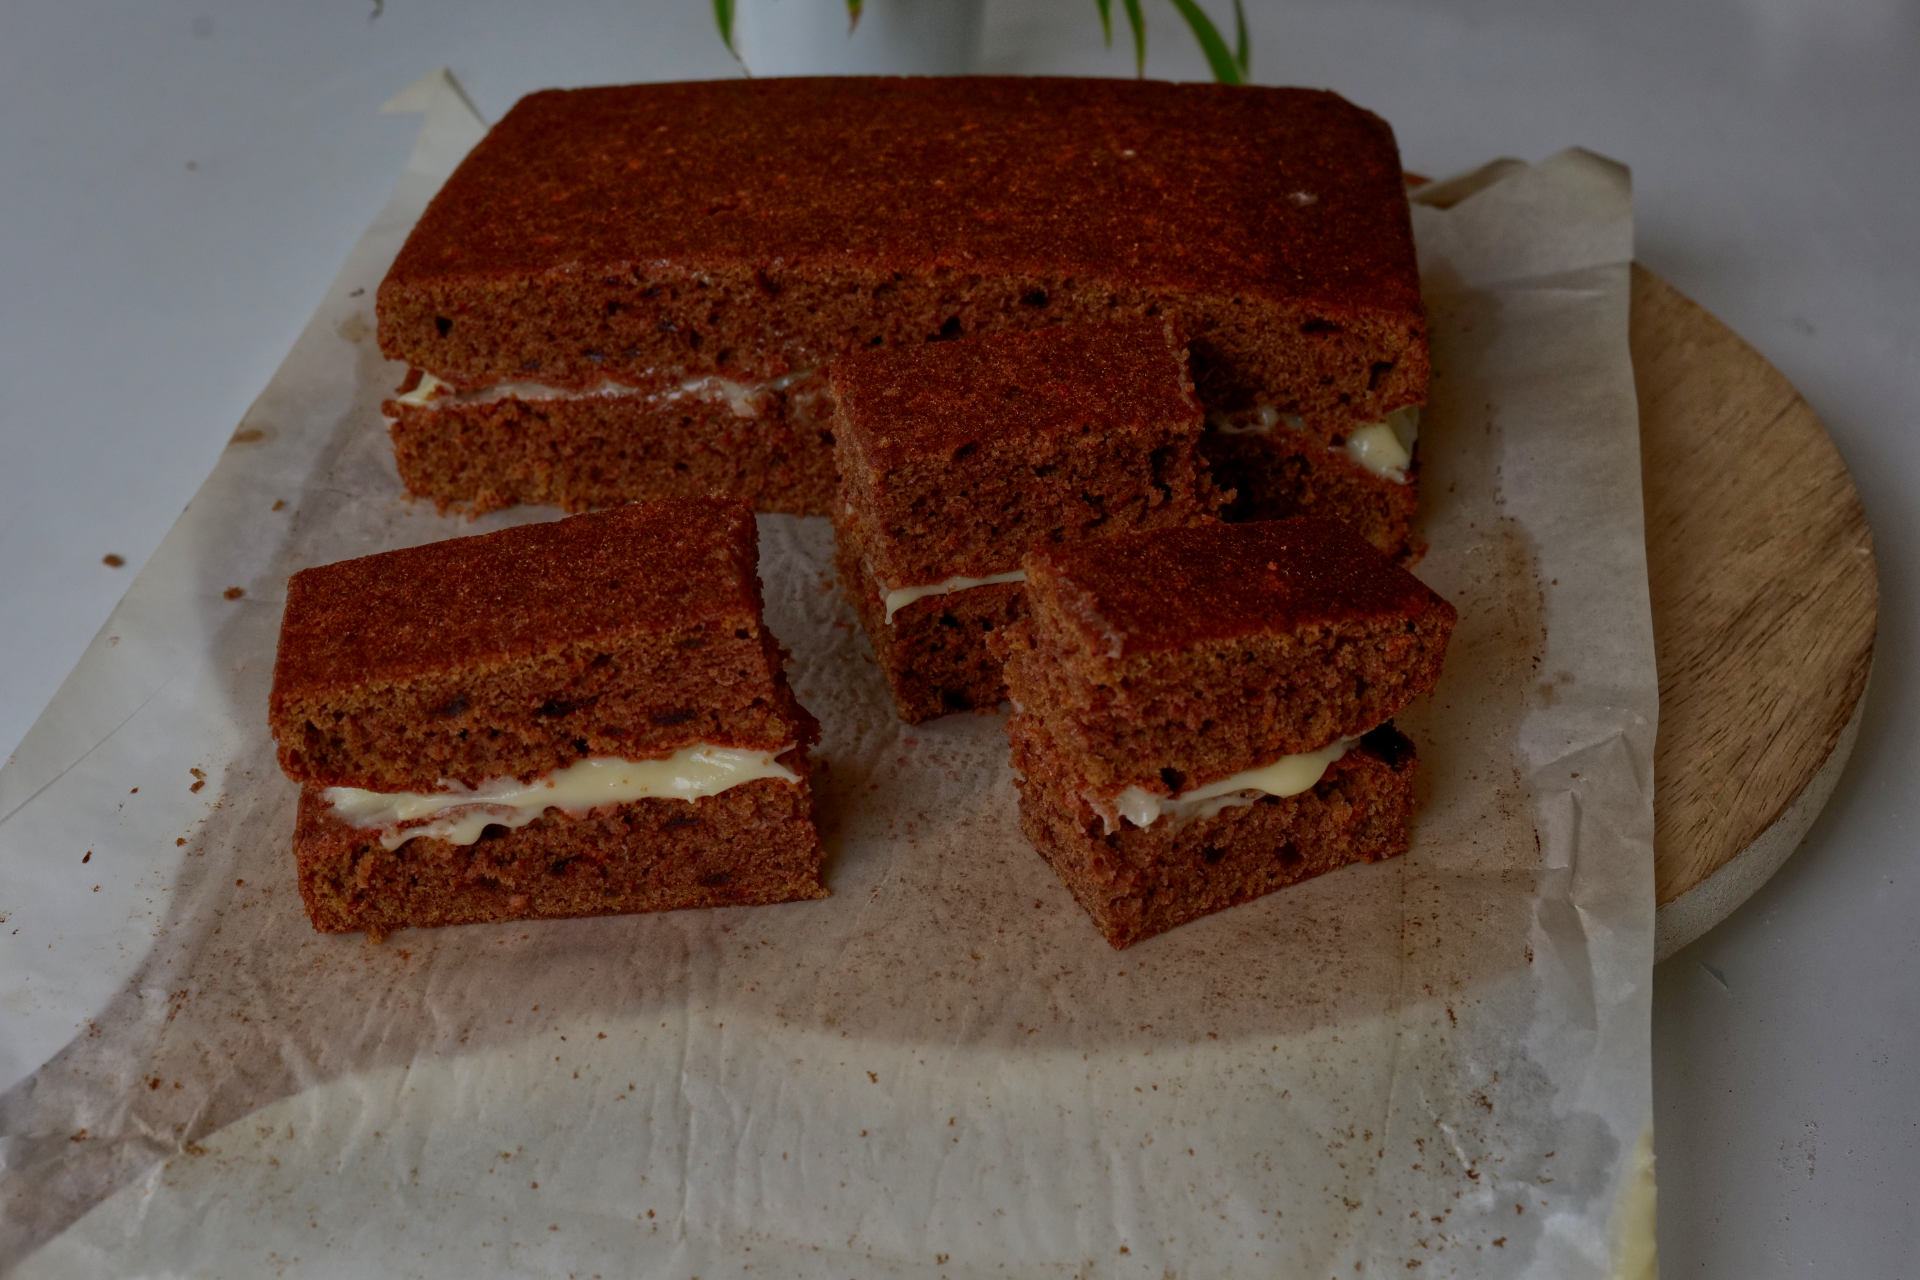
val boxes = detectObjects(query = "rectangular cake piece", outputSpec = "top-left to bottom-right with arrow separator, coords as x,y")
268,499 -> 826,937
994,517 -> 1455,947
828,318 -> 1223,722
376,76 -> 1425,527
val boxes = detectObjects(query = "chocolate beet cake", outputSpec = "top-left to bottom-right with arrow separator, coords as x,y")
268,499 -> 826,937
1204,411 -> 1423,560
828,318 -> 1223,722
384,368 -> 836,518
994,517 -> 1455,947
376,76 -> 1426,523
1012,723 -> 1419,949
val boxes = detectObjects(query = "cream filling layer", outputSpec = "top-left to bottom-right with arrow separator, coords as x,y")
1208,405 -> 1306,437
322,746 -> 800,851
1101,737 -> 1356,833
394,369 -> 811,419
1342,407 -> 1420,481
882,570 -> 1027,623
1206,405 -> 1420,483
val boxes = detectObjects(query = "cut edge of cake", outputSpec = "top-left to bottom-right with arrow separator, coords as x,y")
269,499 -> 829,937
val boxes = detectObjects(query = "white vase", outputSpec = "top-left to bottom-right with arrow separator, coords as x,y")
731,0 -> 984,76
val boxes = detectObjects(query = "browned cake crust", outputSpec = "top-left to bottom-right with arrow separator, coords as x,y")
1010,726 -> 1417,949
831,524 -> 1025,723
270,500 -> 812,792
385,372 -> 836,517
294,772 -> 826,940
1204,430 -> 1422,561
377,78 -> 1425,439
827,321 -> 1224,723
830,319 -> 1222,584
1000,518 -> 1455,797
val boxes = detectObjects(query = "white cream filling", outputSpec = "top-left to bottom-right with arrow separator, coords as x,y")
323,746 -> 799,851
881,570 -> 1027,623
1342,406 -> 1420,482
1205,405 -> 1420,483
1208,405 -> 1306,436
394,370 -> 454,406
1102,737 -> 1355,833
393,369 -> 811,419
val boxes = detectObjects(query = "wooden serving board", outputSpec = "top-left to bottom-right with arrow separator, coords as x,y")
1635,265 -> 1878,959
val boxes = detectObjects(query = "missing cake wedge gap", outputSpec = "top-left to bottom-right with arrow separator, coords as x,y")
267,499 -> 826,938
993,517 -> 1456,948
377,76 -> 1426,541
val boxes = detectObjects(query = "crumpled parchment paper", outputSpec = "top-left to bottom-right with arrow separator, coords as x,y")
0,70 -> 1656,1279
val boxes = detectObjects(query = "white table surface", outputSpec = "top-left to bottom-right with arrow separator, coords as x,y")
2,1 -> 1913,1274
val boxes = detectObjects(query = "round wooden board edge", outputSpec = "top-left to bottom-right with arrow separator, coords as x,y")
1637,266 -> 1878,958
1653,678 -> 1867,961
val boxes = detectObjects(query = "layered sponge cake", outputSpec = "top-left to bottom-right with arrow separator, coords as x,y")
377,76 -> 1426,542
829,319 -> 1223,722
1204,404 -> 1422,559
995,518 -> 1456,948
268,499 -> 826,938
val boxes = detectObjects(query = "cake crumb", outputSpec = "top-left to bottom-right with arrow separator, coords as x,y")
102,554 -> 125,568
223,587 -> 245,601
82,851 -> 91,863
272,499 -> 287,512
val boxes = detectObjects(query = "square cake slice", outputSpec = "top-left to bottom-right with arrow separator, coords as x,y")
828,318 -> 1223,723
268,499 -> 826,937
994,517 -> 1455,947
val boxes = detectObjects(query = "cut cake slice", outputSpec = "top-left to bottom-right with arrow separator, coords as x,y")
376,76 -> 1426,530
267,499 -> 826,938
385,367 -> 836,518
1203,406 -> 1424,560
828,318 -> 1223,722
994,517 -> 1456,948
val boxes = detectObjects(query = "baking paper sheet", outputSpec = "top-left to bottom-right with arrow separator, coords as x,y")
0,71 -> 1656,1278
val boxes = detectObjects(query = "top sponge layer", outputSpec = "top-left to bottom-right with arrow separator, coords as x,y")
269,500 -> 808,793
377,77 -> 1425,427
1026,515 -> 1452,659
830,318 -> 1217,585
1006,518 -> 1456,794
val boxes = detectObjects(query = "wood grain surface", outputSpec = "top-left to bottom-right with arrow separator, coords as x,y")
1634,265 -> 1878,920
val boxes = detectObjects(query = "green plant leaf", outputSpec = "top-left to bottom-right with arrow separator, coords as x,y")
1166,0 -> 1244,84
1233,0 -> 1250,75
846,0 -> 862,33
713,0 -> 736,56
1095,0 -> 1113,47
1122,0 -> 1146,75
